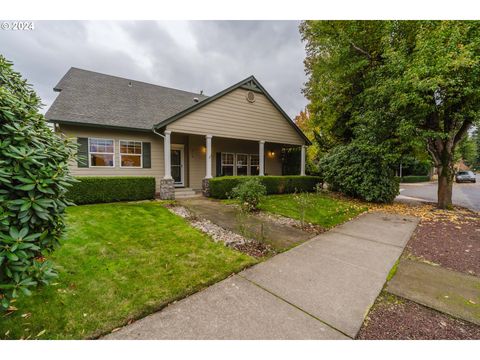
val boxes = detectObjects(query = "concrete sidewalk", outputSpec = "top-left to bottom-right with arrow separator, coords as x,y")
387,260 -> 480,326
104,212 -> 418,340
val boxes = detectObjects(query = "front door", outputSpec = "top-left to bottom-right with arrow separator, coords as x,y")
171,145 -> 184,187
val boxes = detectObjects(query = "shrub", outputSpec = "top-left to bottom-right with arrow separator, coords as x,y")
0,56 -> 77,309
209,175 -> 322,199
67,177 -> 156,204
319,143 -> 399,203
400,175 -> 430,183
231,177 -> 267,212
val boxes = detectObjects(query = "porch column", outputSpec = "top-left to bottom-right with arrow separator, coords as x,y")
300,145 -> 306,176
259,140 -> 265,176
205,134 -> 213,179
163,130 -> 172,179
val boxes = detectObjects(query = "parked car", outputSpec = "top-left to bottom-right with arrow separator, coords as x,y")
455,171 -> 477,183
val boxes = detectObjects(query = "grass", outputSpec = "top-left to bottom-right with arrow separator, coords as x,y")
257,193 -> 367,228
386,260 -> 400,282
0,201 -> 255,339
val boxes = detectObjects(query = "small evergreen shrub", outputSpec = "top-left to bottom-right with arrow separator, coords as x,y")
319,143 -> 399,203
67,177 -> 156,204
400,175 -> 430,183
231,177 -> 267,212
209,175 -> 322,199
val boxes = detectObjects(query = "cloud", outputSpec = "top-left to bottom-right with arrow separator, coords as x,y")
0,20 -> 307,117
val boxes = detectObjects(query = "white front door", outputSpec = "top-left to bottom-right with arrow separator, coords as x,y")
171,144 -> 184,187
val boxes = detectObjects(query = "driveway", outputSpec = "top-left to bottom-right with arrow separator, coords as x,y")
104,212 -> 418,340
399,174 -> 480,211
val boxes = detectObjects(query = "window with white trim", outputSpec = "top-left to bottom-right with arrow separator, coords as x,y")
221,153 -> 234,176
89,138 -> 114,167
236,154 -> 248,176
249,154 -> 260,175
120,140 -> 142,168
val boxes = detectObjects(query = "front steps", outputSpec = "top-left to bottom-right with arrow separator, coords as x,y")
175,187 -> 202,199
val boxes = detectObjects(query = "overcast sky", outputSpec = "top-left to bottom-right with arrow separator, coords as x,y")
0,21 -> 308,117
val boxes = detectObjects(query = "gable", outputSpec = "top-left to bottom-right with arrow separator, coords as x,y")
165,88 -> 306,145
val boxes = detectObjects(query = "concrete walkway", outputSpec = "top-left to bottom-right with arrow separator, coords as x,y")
179,198 -> 314,249
104,212 -> 418,340
388,260 -> 480,325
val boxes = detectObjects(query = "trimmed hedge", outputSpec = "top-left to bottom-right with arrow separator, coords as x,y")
68,176 -> 156,204
400,175 -> 430,183
209,176 -> 322,199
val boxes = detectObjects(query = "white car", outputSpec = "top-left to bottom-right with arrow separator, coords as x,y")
455,171 -> 476,183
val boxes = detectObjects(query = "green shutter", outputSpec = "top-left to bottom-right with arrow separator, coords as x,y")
216,152 -> 222,176
142,142 -> 151,168
77,137 -> 88,168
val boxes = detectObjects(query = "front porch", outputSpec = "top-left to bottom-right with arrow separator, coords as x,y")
159,131 -> 307,199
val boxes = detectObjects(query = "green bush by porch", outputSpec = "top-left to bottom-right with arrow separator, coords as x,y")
67,176 -> 155,204
208,175 -> 322,199
0,202 -> 255,339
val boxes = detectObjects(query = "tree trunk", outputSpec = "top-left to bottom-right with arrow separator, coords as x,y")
437,160 -> 454,209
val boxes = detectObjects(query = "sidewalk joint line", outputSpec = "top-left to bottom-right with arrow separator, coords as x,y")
238,274 -> 354,339
329,229 -> 404,249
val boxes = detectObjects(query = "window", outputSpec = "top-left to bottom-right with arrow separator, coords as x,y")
89,138 -> 114,167
221,153 -> 234,176
249,154 -> 260,175
236,154 -> 248,176
120,140 -> 142,168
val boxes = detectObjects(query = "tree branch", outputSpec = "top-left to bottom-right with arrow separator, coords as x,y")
426,140 -> 441,166
349,41 -> 372,60
453,119 -> 473,146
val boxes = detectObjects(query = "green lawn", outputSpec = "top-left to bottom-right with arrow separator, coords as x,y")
258,193 -> 367,228
0,202 -> 255,339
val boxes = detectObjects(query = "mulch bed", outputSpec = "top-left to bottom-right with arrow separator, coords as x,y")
406,210 -> 480,276
357,293 -> 480,340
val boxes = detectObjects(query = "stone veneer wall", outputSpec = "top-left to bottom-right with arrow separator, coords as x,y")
160,179 -> 175,200
201,178 -> 210,197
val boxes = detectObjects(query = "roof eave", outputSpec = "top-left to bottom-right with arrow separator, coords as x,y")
48,119 -> 152,133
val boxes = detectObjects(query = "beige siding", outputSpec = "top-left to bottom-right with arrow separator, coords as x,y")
57,124 -> 166,192
166,89 -> 305,145
188,135 -> 207,189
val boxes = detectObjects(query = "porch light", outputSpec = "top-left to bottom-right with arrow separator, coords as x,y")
268,151 -> 275,158
201,146 -> 206,154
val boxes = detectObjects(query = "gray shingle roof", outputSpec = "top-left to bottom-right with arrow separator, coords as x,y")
46,68 -> 208,131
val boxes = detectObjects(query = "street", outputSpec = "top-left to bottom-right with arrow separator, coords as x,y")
399,174 -> 480,211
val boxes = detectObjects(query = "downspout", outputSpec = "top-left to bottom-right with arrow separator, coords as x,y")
152,127 -> 165,139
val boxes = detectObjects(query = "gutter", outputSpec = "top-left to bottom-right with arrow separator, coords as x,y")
152,127 -> 165,138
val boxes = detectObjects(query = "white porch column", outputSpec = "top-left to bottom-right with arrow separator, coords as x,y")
300,145 -> 306,176
163,130 -> 172,179
205,134 -> 213,179
259,140 -> 265,176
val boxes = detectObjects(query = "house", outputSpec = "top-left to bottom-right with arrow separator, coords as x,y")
46,68 -> 311,199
